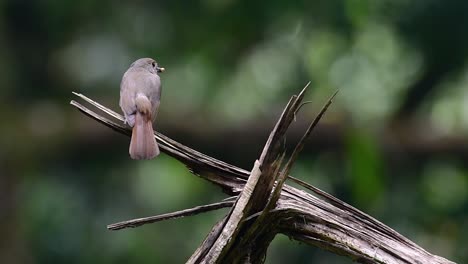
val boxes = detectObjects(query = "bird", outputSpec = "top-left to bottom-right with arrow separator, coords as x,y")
119,58 -> 165,160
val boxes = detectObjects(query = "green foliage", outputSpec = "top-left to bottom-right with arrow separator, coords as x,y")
1,0 -> 467,263
346,130 -> 385,210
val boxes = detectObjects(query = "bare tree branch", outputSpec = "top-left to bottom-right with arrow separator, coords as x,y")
107,200 -> 234,231
70,87 -> 454,264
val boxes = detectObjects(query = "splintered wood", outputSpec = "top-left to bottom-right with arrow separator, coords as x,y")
71,85 -> 454,264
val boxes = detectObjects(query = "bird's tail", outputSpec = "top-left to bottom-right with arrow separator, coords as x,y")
129,95 -> 159,160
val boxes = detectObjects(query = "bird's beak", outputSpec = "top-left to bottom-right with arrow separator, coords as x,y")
156,67 -> 165,73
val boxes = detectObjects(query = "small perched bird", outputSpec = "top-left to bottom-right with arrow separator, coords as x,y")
119,58 -> 165,159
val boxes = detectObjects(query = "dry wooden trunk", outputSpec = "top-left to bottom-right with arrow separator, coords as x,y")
71,86 -> 455,264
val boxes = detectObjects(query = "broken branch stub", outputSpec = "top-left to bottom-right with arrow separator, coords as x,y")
190,84 -> 311,263
189,84 -> 339,264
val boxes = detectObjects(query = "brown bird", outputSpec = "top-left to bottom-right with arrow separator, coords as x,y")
119,58 -> 164,159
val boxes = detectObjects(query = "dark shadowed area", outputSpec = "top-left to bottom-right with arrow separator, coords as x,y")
1,0 -> 467,263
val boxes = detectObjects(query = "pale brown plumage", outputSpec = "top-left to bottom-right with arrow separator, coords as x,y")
119,58 -> 164,160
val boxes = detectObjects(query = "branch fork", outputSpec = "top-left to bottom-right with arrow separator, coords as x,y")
70,84 -> 454,264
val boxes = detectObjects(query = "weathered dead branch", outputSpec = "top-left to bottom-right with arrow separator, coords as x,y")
70,86 -> 454,264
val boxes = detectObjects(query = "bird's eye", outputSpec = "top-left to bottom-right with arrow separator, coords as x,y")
151,62 -> 156,67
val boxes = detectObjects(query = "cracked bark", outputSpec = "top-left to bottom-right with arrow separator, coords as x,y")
70,85 -> 454,264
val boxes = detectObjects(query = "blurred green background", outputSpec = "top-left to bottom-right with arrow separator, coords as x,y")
1,0 -> 467,263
